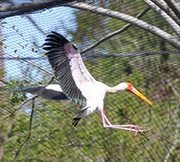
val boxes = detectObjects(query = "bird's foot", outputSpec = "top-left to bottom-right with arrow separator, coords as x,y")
101,110 -> 149,134
104,124 -> 149,134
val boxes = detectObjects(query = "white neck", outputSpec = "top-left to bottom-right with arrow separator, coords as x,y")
106,83 -> 127,93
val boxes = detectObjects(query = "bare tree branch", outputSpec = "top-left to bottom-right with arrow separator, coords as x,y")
81,7 -> 150,54
164,0 -> 180,20
1,76 -> 54,121
0,0 -> 83,19
0,79 -> 10,85
25,15 -> 45,35
1,1 -> 180,50
142,0 -> 180,37
1,94 -> 38,121
3,52 -> 56,79
68,2 -> 180,51
149,0 -> 180,26
1,78 -> 54,161
12,98 -> 36,162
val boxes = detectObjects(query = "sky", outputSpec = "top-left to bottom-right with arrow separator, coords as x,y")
2,6 -> 77,82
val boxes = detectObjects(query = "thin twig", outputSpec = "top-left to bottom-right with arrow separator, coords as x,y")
81,7 -> 150,54
12,98 -> 36,162
46,76 -> 54,86
2,76 -> 55,121
25,15 -> 45,35
1,95 -> 38,121
0,79 -> 10,85
3,52 -> 57,79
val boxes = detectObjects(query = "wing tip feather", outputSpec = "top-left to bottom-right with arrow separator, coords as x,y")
43,31 -> 69,51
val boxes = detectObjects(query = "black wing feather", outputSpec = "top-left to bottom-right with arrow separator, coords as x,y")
21,86 -> 68,100
43,32 -> 86,105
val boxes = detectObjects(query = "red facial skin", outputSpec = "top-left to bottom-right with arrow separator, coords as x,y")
126,83 -> 133,93
126,83 -> 152,105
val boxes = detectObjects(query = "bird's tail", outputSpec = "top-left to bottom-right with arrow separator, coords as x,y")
18,86 -> 42,94
72,117 -> 81,127
72,106 -> 90,126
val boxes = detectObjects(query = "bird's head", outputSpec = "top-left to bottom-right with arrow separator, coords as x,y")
118,82 -> 152,105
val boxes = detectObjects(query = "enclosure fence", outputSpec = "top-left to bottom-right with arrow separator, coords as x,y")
0,0 -> 180,162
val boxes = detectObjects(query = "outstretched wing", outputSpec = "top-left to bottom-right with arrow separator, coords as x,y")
43,32 -> 96,105
21,84 -> 68,100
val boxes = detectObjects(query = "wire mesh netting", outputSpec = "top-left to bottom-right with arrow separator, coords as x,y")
1,0 -> 180,161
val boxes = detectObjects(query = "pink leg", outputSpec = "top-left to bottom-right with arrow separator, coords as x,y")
101,109 -> 148,134
103,114 -> 144,128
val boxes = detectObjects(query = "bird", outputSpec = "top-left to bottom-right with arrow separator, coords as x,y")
20,84 -> 68,100
43,31 -> 152,133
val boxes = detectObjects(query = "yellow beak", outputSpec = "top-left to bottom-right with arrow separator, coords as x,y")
132,87 -> 152,105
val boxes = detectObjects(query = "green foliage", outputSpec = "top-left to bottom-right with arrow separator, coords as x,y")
1,1 -> 180,161
5,80 -> 31,105
2,52 -> 180,161
0,69 -> 5,79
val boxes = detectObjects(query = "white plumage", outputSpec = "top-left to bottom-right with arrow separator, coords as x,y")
43,32 -> 152,133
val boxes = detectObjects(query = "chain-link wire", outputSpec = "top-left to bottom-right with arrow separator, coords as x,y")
0,0 -> 180,161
